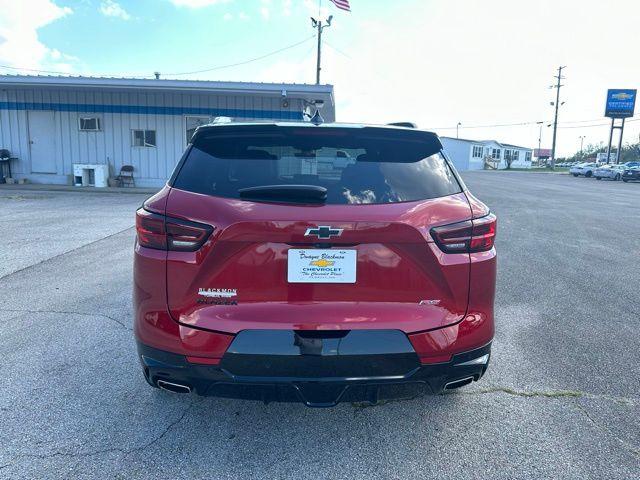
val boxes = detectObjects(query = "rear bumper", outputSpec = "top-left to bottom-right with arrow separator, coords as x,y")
137,333 -> 491,407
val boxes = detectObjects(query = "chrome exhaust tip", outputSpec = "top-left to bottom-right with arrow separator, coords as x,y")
444,376 -> 474,390
156,379 -> 192,394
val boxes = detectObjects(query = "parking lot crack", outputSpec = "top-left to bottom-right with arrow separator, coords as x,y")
124,399 -> 200,453
0,308 -> 131,331
452,386 -> 637,406
573,400 -> 640,459
0,399 -> 197,468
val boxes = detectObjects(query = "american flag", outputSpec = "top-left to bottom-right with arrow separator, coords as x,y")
329,0 -> 351,12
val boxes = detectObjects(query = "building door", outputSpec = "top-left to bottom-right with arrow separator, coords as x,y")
28,111 -> 57,174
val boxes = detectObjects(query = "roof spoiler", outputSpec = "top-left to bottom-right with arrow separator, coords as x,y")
387,122 -> 417,128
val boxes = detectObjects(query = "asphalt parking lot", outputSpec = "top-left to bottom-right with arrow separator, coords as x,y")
1,173 -> 638,479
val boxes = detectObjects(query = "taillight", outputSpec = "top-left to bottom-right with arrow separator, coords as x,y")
135,208 -> 213,251
431,213 -> 497,253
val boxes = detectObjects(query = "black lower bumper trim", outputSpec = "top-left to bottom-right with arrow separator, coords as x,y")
137,335 -> 491,407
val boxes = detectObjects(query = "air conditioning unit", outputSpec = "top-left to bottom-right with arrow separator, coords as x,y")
73,164 -> 109,188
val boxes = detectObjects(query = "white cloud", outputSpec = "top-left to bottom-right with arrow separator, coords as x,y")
168,0 -> 230,7
304,0 -> 329,18
260,0 -> 271,20
99,0 -> 131,20
223,12 -> 233,21
0,0 -> 75,73
238,11 -> 249,20
282,0 -> 292,16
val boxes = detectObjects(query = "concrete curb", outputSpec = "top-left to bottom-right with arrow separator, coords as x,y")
0,184 -> 158,195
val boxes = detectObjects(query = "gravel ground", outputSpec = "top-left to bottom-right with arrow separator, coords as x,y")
0,173 -> 638,479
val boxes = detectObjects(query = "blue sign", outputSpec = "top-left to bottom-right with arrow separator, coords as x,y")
605,89 -> 636,118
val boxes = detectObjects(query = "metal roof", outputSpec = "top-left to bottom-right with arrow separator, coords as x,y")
441,136 -> 532,150
0,74 -> 334,101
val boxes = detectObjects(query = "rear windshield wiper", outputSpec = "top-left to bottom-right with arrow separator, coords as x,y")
238,185 -> 327,204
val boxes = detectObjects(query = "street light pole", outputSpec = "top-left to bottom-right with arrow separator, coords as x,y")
537,121 -> 543,151
457,122 -> 462,139
311,15 -> 332,85
578,135 -> 585,156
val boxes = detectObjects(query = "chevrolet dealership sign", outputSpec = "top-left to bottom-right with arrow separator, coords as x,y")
605,89 -> 637,118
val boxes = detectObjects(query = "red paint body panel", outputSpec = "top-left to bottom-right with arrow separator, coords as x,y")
164,189 -> 473,333
133,240 -> 233,359
410,248 -> 496,363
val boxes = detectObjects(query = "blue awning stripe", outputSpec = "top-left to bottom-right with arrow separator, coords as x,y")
0,101 -> 303,120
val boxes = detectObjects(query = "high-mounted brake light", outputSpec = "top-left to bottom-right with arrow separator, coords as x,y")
430,213 -> 497,254
135,209 -> 213,251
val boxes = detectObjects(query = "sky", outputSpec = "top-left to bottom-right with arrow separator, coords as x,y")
0,0 -> 639,157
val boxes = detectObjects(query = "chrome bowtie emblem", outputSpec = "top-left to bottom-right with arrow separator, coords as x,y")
304,226 -> 343,239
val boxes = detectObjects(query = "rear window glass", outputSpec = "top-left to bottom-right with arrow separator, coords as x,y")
173,126 -> 462,204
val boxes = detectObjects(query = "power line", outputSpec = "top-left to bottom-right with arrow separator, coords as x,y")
165,35 -> 315,76
430,116 -> 638,131
323,40 -> 351,58
0,64 -> 85,75
559,118 -> 639,129
432,120 -> 542,130
0,35 -> 315,78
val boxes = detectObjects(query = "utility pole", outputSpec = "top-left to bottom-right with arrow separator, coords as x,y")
578,135 -> 585,156
311,15 -> 332,85
550,65 -> 566,169
456,122 -> 462,138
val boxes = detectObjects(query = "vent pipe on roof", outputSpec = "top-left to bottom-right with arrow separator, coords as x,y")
154,72 -> 160,80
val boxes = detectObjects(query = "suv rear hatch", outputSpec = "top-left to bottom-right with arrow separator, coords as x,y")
162,124 -> 473,334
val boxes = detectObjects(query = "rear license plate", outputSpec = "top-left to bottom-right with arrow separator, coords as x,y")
287,249 -> 356,283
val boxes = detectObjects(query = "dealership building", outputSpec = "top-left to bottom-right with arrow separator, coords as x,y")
441,137 -> 533,171
0,75 -> 335,187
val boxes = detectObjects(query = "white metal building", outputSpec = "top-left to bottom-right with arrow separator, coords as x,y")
0,75 -> 335,187
441,137 -> 533,171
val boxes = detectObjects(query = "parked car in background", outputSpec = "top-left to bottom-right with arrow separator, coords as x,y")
570,162 -> 598,177
622,166 -> 640,183
594,164 -> 625,181
621,161 -> 640,169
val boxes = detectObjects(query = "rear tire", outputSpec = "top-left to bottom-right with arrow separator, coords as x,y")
615,174 -> 621,181
573,173 -> 579,177
623,179 -> 629,183
585,171 -> 592,178
595,177 -> 601,180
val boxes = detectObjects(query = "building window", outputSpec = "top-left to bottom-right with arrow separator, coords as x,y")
491,148 -> 501,159
504,150 -> 512,161
185,116 -> 211,144
472,145 -> 484,158
513,150 -> 519,161
525,151 -> 532,162
132,129 -> 156,147
79,117 -> 101,131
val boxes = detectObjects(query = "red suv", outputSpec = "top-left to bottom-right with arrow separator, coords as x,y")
134,122 -> 496,406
